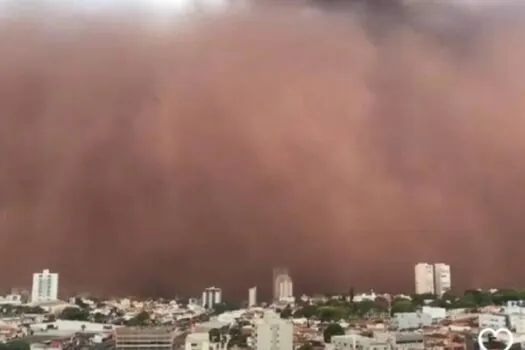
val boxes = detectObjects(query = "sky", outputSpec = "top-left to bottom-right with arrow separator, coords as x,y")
1,0 -> 525,300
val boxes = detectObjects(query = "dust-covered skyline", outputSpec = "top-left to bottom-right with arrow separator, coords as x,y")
1,0 -> 525,299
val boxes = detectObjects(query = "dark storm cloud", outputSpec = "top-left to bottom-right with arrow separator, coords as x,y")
1,0 -> 525,299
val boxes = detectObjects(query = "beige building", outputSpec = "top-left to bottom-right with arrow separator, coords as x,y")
115,327 -> 175,350
272,268 -> 293,302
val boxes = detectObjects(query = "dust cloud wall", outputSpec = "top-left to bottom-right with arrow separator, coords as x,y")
1,0 -> 525,299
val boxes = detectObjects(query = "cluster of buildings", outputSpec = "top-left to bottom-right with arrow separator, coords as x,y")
201,267 -> 294,310
414,263 -> 452,296
12,263 -> 525,350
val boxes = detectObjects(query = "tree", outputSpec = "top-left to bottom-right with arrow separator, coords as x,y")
323,323 -> 345,343
293,305 -> 318,319
391,299 -> 416,314
126,311 -> 150,326
374,296 -> 390,311
280,305 -> 292,319
93,312 -> 106,324
212,301 -> 237,315
75,298 -> 89,309
1,340 -> 30,350
349,288 -> 355,304
59,307 -> 89,321
209,328 -> 221,343
298,344 -> 314,350
355,300 -> 376,317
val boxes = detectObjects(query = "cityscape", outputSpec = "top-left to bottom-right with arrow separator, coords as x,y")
2,0 -> 525,350
0,264 -> 522,349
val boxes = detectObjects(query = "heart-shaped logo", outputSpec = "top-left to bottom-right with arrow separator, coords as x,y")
478,328 -> 514,350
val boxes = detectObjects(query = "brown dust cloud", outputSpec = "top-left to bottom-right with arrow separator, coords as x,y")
1,0 -> 525,299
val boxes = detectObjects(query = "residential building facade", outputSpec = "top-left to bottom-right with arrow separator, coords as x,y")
202,287 -> 222,309
392,312 -> 433,330
248,286 -> 257,307
433,263 -> 451,296
272,268 -> 293,302
414,263 -> 435,295
31,269 -> 59,303
115,326 -> 174,350
255,311 -> 293,350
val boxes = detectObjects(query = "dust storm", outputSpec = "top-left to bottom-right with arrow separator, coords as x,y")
0,0 -> 525,299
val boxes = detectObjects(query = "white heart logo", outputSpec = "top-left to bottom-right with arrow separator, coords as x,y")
478,328 -> 514,350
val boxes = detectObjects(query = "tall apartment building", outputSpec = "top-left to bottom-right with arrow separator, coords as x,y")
272,267 -> 293,302
415,263 -> 435,295
414,263 -> 451,296
31,269 -> 59,303
248,286 -> 257,307
433,263 -> 451,296
255,311 -> 293,350
202,286 -> 222,309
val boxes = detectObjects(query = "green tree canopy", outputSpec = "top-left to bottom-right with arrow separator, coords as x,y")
125,311 -> 150,326
0,340 -> 30,350
280,305 -> 292,319
391,299 -> 416,314
323,323 -> 345,343
355,300 -> 376,317
293,305 -> 317,319
209,328 -> 221,342
58,307 -> 89,321
212,301 -> 237,315
93,312 -> 106,324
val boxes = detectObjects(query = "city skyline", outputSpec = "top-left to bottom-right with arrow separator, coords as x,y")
1,1 -> 525,301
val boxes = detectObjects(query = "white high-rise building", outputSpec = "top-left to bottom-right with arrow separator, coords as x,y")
202,286 -> 222,309
273,268 -> 293,302
414,263 -> 452,296
31,269 -> 59,303
248,286 -> 257,307
255,311 -> 293,350
414,263 -> 435,295
434,263 -> 451,296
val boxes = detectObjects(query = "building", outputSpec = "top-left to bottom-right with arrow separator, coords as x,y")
509,315 -> 525,334
478,314 -> 507,330
272,267 -> 293,302
185,332 -> 220,350
31,269 -> 59,303
392,312 -> 433,330
393,332 -> 425,350
422,306 -> 447,321
415,263 -> 435,295
506,301 -> 525,315
248,286 -> 257,307
202,287 -> 222,309
331,334 -> 390,350
414,263 -> 451,296
434,263 -> 451,296
0,294 -> 23,305
30,320 -> 118,335
255,311 -> 293,350
114,326 -> 175,349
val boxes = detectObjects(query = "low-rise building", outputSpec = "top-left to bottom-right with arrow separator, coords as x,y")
331,334 -> 390,350
392,312 -> 432,330
184,332 -> 220,350
478,314 -> 507,330
394,332 -> 424,350
422,306 -> 446,322
114,326 -> 175,349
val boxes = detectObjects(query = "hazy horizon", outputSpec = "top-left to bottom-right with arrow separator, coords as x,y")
1,0 -> 525,299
